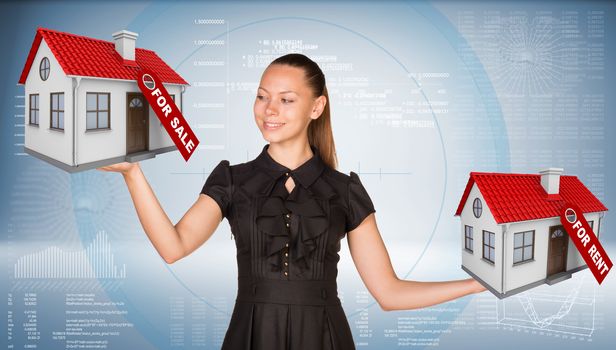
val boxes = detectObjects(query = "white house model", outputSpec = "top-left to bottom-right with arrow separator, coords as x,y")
454,168 -> 608,298
18,27 -> 189,172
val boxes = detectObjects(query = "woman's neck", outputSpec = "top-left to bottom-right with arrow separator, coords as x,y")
267,141 -> 314,171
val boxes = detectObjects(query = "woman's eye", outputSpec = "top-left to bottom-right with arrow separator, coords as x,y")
256,95 -> 265,100
281,99 -> 293,104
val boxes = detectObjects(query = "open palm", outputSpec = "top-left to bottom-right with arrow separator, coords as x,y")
97,162 -> 138,174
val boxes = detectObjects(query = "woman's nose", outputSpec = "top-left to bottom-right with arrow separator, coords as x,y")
266,101 -> 278,115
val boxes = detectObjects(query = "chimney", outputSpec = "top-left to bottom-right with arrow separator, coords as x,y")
112,30 -> 138,61
539,167 -> 563,195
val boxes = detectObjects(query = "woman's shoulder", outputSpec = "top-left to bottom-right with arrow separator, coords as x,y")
212,158 -> 257,174
322,166 -> 360,186
226,159 -> 253,173
220,158 -> 264,186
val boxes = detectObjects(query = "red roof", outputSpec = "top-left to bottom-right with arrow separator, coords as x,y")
454,172 -> 608,224
18,27 -> 188,85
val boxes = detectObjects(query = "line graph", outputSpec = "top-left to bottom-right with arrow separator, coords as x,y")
496,274 -> 596,337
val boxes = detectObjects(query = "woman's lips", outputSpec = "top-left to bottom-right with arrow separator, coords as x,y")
264,121 -> 286,131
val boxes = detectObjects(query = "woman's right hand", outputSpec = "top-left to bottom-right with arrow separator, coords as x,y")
97,162 -> 139,176
95,159 -> 224,264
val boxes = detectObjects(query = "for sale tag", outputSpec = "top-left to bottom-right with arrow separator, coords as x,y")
559,203 -> 612,284
137,68 -> 199,161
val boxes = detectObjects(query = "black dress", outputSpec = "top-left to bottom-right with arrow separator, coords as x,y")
201,143 -> 376,350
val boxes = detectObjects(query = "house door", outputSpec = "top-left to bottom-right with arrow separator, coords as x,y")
126,93 -> 148,154
547,225 -> 568,276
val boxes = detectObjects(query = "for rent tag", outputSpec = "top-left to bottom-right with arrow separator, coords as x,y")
559,203 -> 612,284
137,69 -> 199,161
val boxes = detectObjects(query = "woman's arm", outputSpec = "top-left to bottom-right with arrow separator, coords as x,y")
347,213 -> 486,311
98,162 -> 223,264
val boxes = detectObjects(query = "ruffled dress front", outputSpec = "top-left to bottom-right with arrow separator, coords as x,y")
201,144 -> 376,350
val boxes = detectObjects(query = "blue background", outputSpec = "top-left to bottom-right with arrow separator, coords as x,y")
1,1 -> 615,349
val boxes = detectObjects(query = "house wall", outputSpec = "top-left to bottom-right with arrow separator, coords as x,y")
504,217 -> 556,292
24,39 -> 74,165
460,183 -> 504,293
503,211 -> 602,293
75,79 -> 181,165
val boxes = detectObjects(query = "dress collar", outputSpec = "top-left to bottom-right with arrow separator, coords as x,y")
254,143 -> 325,189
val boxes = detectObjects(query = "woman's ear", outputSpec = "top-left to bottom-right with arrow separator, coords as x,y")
311,95 -> 327,120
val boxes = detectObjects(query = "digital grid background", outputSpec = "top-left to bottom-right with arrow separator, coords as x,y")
1,1 -> 615,349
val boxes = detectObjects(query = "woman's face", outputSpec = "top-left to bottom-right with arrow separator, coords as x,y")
254,64 -> 325,144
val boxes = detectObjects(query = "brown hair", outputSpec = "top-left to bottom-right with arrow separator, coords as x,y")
269,53 -> 338,170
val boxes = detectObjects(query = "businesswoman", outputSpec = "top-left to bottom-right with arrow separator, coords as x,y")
98,53 -> 485,349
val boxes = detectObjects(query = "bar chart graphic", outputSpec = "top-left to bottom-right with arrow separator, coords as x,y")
13,230 -> 126,279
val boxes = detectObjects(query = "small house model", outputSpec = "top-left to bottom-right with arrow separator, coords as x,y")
18,27 -> 189,172
454,168 -> 608,298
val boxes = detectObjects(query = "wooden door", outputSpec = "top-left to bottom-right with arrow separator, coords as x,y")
126,93 -> 148,154
547,225 -> 568,276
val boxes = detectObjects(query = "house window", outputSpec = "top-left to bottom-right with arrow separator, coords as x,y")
588,220 -> 594,233
40,57 -> 50,81
482,230 -> 495,263
551,228 -> 565,238
86,93 -> 110,130
50,93 -> 64,130
29,94 -> 39,125
513,230 -> 534,264
473,198 -> 482,218
464,225 -> 473,252
129,97 -> 143,108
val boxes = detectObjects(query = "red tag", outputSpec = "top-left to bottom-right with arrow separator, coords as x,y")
559,203 -> 612,284
137,69 -> 199,161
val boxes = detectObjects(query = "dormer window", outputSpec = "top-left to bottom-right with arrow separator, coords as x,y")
39,57 -> 50,81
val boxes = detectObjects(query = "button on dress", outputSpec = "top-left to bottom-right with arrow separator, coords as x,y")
200,143 -> 376,350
